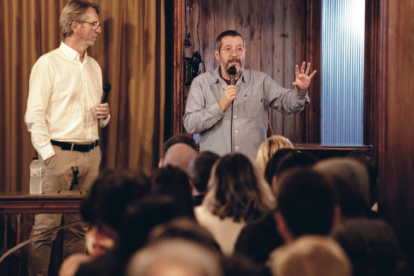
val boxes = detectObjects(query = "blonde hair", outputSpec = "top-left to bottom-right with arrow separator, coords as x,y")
269,235 -> 352,276
256,135 -> 293,171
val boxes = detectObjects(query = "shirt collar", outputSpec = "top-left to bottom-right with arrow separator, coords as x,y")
59,42 -> 88,62
213,66 -> 247,86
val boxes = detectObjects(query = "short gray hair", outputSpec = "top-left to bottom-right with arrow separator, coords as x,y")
215,30 -> 245,52
59,0 -> 100,38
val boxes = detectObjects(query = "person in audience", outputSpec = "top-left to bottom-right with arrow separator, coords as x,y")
151,165 -> 195,219
275,168 -> 340,243
313,158 -> 370,219
81,170 -> 151,256
264,148 -> 298,185
74,194 -> 188,276
162,143 -> 198,175
126,239 -> 223,276
195,153 -> 275,255
268,235 -> 352,276
234,152 -> 317,264
221,255 -> 272,276
59,170 -> 150,276
256,135 -> 293,171
332,218 -> 411,276
147,217 -> 221,254
188,151 -> 220,206
159,134 -> 197,168
346,151 -> 379,210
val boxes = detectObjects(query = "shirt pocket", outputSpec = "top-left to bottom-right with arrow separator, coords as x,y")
244,95 -> 263,118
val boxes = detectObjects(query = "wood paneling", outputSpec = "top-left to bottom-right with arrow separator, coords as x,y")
377,0 -> 414,267
179,0 -> 317,143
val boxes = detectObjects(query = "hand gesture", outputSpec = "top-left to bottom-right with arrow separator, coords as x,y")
219,85 -> 237,111
95,103 -> 110,119
292,62 -> 317,92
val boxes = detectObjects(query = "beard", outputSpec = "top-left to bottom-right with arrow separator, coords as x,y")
224,58 -> 244,75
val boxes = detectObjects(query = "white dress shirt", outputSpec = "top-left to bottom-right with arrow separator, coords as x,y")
25,42 -> 110,160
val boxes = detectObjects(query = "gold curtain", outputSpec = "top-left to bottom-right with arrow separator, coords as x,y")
0,0 -> 165,192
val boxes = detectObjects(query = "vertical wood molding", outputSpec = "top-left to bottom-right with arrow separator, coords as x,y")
364,0 -> 379,149
305,0 -> 322,143
173,0 -> 185,134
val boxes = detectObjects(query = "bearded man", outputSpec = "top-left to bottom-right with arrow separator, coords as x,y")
183,30 -> 316,160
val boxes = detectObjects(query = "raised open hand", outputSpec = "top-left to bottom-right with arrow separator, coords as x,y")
292,62 -> 317,92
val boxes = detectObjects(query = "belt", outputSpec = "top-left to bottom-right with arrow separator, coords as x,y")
51,140 -> 99,153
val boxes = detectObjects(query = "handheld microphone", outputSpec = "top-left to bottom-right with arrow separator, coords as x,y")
101,83 -> 111,103
99,83 -> 111,124
227,67 -> 237,154
228,66 -> 237,86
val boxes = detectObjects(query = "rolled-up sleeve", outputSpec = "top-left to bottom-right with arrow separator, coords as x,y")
263,74 -> 309,115
183,77 -> 225,134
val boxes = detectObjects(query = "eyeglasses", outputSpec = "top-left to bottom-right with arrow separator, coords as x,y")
221,46 -> 245,55
79,21 -> 100,30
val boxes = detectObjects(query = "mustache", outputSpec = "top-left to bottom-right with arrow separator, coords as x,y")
227,59 -> 241,66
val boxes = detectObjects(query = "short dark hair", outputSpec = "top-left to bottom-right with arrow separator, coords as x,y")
275,152 -> 318,178
215,30 -> 245,52
332,218 -> 401,276
151,165 -> 195,219
264,148 -> 298,185
188,151 -> 220,193
277,169 -> 336,238
80,170 -> 150,231
162,135 -> 196,157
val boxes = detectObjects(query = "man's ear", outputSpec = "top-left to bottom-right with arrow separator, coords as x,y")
158,158 -> 164,168
274,211 -> 293,243
71,21 -> 79,34
214,50 -> 220,61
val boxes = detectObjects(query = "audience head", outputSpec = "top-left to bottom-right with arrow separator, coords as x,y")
314,158 -> 370,218
221,255 -> 272,276
346,151 -> 378,206
162,143 -> 198,174
275,169 -> 339,242
332,218 -> 401,276
188,151 -> 220,194
80,170 -> 150,254
147,217 -> 221,254
265,151 -> 317,195
264,148 -> 298,185
256,135 -> 294,171
151,165 -> 195,218
269,235 -> 352,276
205,153 -> 275,222
119,194 -> 189,255
126,239 -> 223,276
159,135 -> 196,167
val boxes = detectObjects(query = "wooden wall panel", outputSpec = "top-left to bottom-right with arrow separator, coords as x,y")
377,0 -> 414,268
183,0 -> 310,143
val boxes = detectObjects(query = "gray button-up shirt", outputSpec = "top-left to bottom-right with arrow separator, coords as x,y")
183,67 -> 309,161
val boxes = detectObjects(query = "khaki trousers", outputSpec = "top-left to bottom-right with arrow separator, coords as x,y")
27,145 -> 101,276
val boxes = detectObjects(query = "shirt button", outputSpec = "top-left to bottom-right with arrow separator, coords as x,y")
235,130 -> 238,133
236,146 -> 239,149
234,116 -> 237,118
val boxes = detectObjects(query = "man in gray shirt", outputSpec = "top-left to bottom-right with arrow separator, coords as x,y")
183,30 -> 316,161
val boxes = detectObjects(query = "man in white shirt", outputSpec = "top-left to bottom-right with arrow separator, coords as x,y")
25,1 -> 110,275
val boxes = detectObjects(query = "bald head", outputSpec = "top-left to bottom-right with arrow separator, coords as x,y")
163,143 -> 197,174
